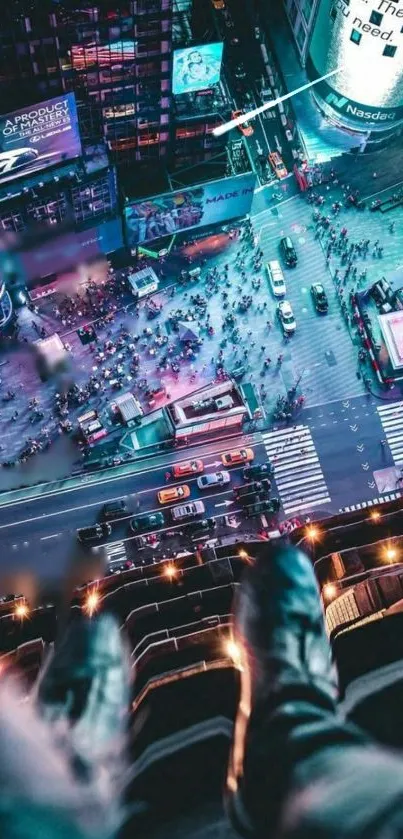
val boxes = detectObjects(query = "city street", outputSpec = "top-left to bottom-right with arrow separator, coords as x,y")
1,388 -> 403,585
2,172 -> 403,490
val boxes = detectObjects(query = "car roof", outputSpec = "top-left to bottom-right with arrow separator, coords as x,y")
313,283 -> 324,291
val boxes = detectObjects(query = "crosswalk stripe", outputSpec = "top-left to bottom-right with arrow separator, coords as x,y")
377,402 -> 403,463
285,495 -> 331,514
377,401 -> 403,413
262,424 -> 330,515
104,540 -> 127,566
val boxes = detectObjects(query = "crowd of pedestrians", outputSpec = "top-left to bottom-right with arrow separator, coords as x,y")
0,168 -> 397,472
312,184 -> 398,388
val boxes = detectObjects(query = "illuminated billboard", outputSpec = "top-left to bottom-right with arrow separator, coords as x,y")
307,0 -> 403,127
19,218 -> 124,283
172,43 -> 223,96
124,172 -> 257,247
0,94 -> 82,185
71,41 -> 136,70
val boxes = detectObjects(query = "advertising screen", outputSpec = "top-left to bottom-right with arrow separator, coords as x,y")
71,41 -> 136,70
124,172 -> 257,247
172,43 -> 223,96
0,94 -> 82,185
308,0 -> 403,123
19,217 -> 124,283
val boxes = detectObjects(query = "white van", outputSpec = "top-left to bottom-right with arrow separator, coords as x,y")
171,500 -> 205,521
266,260 -> 286,297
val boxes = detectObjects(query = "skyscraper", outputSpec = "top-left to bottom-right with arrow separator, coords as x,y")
0,0 -> 173,165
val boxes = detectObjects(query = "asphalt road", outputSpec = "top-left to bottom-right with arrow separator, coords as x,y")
0,431 -> 273,583
1,391 -> 401,584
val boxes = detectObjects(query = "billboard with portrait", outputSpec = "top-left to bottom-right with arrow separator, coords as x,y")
0,94 -> 82,185
173,43 -> 223,96
124,172 -> 257,247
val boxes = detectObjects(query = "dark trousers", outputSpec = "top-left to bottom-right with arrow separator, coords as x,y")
227,682 -> 403,839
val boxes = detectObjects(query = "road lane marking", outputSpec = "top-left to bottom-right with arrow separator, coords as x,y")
0,484 -> 237,531
40,533 -> 61,541
0,435 -> 262,511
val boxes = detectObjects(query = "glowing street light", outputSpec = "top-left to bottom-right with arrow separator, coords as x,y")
306,525 -> 320,542
238,549 -> 252,564
225,638 -> 243,668
83,589 -> 100,617
322,583 -> 338,601
14,602 -> 29,620
213,66 -> 343,137
370,510 -> 381,522
162,562 -> 178,581
384,545 -> 398,563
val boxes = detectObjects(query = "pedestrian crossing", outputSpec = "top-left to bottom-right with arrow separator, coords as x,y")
261,424 -> 331,515
377,402 -> 403,463
340,493 -> 401,513
102,540 -> 127,570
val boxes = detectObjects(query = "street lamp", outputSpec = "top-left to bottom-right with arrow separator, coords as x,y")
14,602 -> 29,620
322,582 -> 338,602
162,562 -> 178,581
384,545 -> 398,563
83,589 -> 100,617
213,66 -> 343,137
306,525 -> 320,542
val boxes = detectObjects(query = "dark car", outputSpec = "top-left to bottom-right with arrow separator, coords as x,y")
77,523 -> 111,544
130,512 -> 164,533
101,499 -> 128,520
311,283 -> 328,313
243,462 -> 273,481
186,517 -> 217,537
245,498 -> 280,517
133,534 -> 157,549
280,236 -> 297,267
234,479 -> 271,500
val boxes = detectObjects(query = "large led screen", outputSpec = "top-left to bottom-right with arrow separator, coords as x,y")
19,218 -> 124,283
172,43 -> 223,96
0,94 -> 82,185
71,41 -> 136,70
308,0 -> 403,122
124,173 -> 257,247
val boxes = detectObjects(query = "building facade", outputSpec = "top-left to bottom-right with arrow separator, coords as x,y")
282,0 -> 319,64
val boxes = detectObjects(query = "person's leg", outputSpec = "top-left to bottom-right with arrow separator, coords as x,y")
225,544 -> 403,839
0,612 -> 130,839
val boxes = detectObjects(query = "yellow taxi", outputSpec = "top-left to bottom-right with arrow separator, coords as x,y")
268,151 -> 288,180
157,485 -> 191,505
221,448 -> 254,467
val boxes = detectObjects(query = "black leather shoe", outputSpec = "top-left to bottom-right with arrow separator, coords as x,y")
226,543 -> 338,835
37,613 -> 130,783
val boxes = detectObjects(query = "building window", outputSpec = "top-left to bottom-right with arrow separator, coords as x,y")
369,10 -> 383,25
383,44 -> 397,57
350,28 -> 362,44
330,5 -> 337,21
